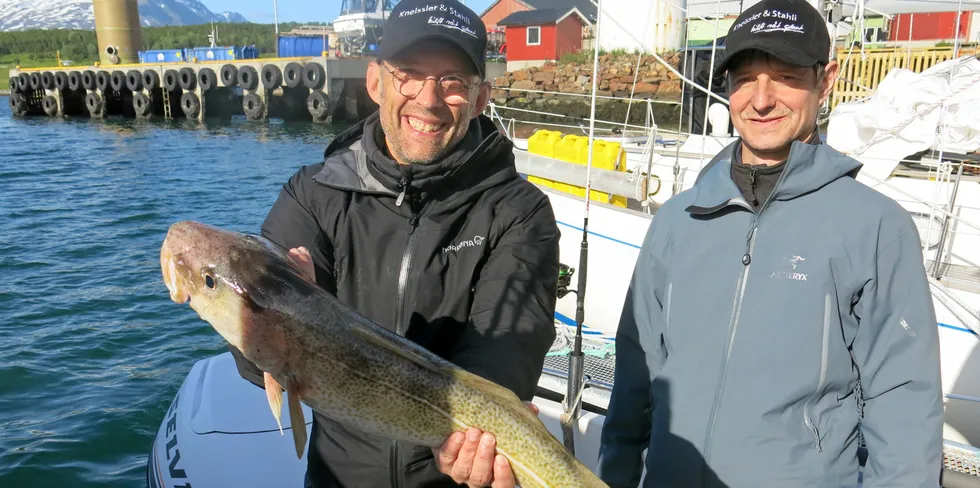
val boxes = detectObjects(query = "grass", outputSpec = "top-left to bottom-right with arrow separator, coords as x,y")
1,53 -> 97,92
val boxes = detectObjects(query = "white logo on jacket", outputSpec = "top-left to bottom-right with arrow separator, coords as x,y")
443,235 -> 485,253
771,255 -> 807,281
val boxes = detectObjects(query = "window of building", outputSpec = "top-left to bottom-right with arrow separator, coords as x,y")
527,26 -> 541,46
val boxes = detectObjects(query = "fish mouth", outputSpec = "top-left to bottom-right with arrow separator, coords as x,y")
161,240 -> 191,305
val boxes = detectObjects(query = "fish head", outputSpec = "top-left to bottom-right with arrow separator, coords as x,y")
160,220 -> 304,375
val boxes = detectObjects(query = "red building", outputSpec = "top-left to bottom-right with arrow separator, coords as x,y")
888,11 -> 973,42
497,8 -> 590,69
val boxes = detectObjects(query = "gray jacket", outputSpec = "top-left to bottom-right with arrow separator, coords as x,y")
597,140 -> 944,487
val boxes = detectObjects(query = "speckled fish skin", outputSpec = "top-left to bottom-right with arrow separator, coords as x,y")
160,221 -> 609,488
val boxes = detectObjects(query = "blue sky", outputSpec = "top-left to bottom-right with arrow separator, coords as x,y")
202,0 -> 496,24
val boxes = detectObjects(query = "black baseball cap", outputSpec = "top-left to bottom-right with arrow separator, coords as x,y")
379,0 -> 488,79
714,0 -> 831,78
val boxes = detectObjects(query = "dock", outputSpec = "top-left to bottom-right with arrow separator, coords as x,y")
6,56 -> 375,123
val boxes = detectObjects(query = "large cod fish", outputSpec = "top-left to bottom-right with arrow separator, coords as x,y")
160,221 -> 609,488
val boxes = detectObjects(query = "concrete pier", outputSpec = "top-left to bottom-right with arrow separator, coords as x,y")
6,56 -> 375,123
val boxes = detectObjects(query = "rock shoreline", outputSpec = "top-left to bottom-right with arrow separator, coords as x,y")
488,52 -> 686,129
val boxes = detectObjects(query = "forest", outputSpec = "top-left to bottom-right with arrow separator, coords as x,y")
0,21 -> 314,64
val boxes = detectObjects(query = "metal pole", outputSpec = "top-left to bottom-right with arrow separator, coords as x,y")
953,0 -> 964,58
932,162 -> 964,280
273,0 -> 280,57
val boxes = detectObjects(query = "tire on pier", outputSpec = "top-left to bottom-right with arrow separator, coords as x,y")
198,67 -> 217,92
96,71 -> 110,92
29,72 -> 42,91
302,62 -> 326,90
54,72 -> 68,91
81,70 -> 96,90
17,73 -> 30,92
283,62 -> 303,89
9,94 -> 28,116
85,92 -> 103,115
238,66 -> 259,91
163,70 -> 179,92
180,92 -> 200,118
220,64 -> 238,87
40,72 -> 55,91
110,71 -> 127,92
242,93 -> 265,121
178,67 -> 197,91
8,77 -> 18,94
261,64 -> 282,90
307,91 -> 330,122
126,70 -> 143,91
133,92 -> 153,118
142,70 -> 160,91
41,95 -> 58,116
67,72 -> 81,91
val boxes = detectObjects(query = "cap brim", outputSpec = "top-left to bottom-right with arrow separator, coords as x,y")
380,33 -> 485,79
713,39 -> 820,79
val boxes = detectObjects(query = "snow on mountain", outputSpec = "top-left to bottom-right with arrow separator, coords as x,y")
0,0 -> 249,32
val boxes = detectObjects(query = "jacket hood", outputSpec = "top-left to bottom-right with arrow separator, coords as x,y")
688,139 -> 863,214
314,110 -> 517,202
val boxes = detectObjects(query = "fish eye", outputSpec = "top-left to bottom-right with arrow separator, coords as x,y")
203,270 -> 217,290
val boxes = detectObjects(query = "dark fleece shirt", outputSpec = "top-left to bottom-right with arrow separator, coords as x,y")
731,129 -> 821,212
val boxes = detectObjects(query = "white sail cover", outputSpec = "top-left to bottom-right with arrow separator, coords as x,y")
827,55 -> 980,181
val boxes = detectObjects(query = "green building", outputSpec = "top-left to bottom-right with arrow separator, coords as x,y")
686,18 -> 735,46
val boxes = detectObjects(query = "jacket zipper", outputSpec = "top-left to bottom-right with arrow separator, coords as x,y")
702,150 -> 797,460
392,180 -> 424,337
394,211 -> 422,336
390,439 -> 402,488
703,209 -> 757,461
803,293 -> 833,452
391,196 -> 425,488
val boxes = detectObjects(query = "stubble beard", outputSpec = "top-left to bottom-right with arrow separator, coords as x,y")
378,84 -> 474,165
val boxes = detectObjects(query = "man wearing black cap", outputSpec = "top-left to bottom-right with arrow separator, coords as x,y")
229,0 -> 561,487
597,0 -> 944,486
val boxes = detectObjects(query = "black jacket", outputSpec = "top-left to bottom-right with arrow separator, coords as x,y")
230,111 -> 561,488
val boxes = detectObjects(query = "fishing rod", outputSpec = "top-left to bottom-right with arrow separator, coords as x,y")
559,0 -> 604,456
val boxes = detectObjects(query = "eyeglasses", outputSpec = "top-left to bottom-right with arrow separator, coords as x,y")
379,62 -> 479,105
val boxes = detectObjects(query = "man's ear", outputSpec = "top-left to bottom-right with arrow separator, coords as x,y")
819,60 -> 839,105
366,62 -> 382,105
471,81 -> 491,119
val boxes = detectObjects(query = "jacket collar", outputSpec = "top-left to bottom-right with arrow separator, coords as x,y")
314,111 -> 517,202
686,138 -> 862,215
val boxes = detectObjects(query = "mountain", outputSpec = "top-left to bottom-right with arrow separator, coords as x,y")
0,0 -> 249,32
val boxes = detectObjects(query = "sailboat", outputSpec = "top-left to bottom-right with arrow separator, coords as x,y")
144,0 -> 980,486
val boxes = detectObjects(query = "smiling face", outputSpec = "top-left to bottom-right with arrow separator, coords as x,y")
366,39 -> 491,165
727,51 -> 838,165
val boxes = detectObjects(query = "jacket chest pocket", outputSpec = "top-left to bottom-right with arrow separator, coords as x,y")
741,240 -> 850,450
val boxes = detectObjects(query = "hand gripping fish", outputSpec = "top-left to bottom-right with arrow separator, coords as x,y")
159,221 -> 608,488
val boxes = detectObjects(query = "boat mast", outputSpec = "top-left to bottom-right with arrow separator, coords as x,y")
559,0 -> 603,456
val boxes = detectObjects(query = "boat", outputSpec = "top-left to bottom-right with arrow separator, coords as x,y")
331,0 -> 399,56
145,0 -> 980,486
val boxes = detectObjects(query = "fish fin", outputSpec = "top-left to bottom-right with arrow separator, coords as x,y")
349,325 -> 447,375
287,377 -> 307,459
264,372 -> 284,435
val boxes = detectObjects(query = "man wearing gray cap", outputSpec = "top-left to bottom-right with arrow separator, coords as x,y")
596,0 -> 944,486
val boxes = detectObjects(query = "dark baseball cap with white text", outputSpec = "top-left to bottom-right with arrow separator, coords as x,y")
714,0 -> 831,78
380,0 -> 488,79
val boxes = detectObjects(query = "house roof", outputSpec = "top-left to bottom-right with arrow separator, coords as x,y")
497,7 -> 590,27
524,0 -> 597,21
481,0 -> 597,24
